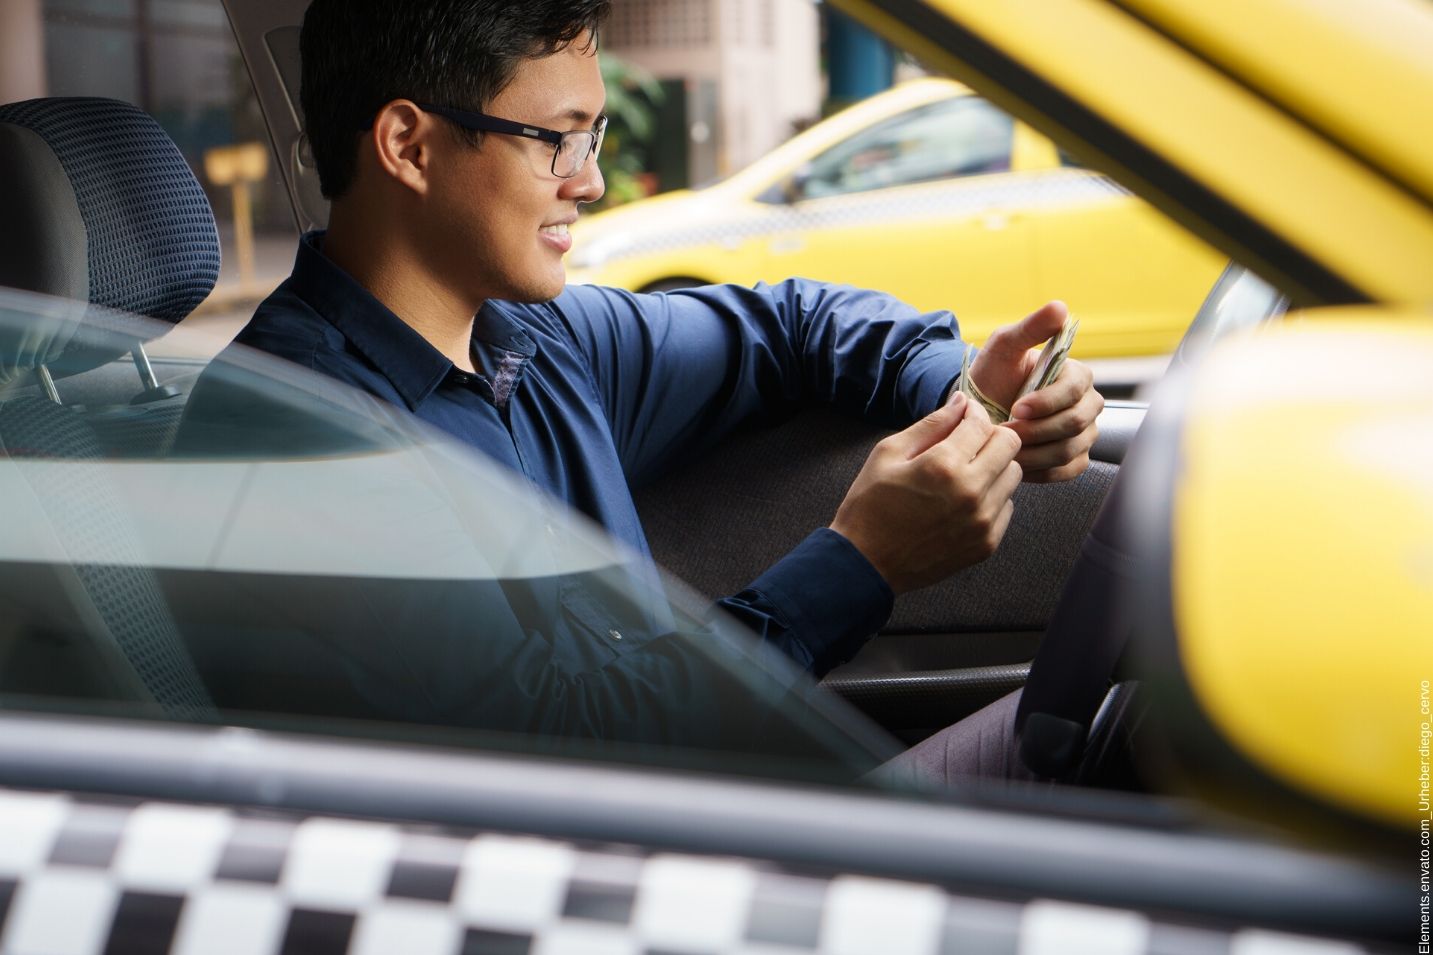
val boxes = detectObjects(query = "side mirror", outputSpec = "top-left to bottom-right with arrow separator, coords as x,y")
782,167 -> 812,204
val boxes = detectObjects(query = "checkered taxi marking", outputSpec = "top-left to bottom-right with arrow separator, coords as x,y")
0,788 -> 1377,955
577,170 -> 1127,267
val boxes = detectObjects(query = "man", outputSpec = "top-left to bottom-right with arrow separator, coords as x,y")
182,0 -> 1101,781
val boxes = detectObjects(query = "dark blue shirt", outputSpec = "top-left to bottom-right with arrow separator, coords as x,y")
180,232 -> 969,746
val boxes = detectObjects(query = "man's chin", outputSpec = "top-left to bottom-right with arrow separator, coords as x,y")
502,272 -> 567,305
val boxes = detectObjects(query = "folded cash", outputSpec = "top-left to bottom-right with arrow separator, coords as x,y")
1015,316 -> 1080,404
959,347 -> 1014,424
958,316 -> 1079,425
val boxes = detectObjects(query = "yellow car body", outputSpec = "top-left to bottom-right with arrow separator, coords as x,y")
567,78 -> 1227,357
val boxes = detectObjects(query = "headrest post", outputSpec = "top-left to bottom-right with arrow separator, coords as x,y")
35,366 -> 61,404
128,343 -> 182,406
131,343 -> 160,392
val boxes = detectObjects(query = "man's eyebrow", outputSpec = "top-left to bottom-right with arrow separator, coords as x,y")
549,105 -> 605,126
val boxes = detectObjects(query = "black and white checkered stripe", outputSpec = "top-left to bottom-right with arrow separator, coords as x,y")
576,170 -> 1128,269
0,788 -> 1374,955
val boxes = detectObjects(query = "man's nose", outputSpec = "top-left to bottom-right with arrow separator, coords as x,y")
562,156 -> 604,204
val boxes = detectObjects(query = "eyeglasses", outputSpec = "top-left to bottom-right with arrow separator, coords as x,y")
418,103 -> 606,179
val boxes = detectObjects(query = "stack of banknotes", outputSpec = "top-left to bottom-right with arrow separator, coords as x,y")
960,317 -> 1080,425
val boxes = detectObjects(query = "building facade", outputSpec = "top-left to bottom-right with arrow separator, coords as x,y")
603,0 -> 822,187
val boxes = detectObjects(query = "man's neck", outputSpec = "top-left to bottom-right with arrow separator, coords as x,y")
321,214 -> 480,374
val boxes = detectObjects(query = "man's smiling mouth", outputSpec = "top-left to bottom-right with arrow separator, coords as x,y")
539,221 -> 575,255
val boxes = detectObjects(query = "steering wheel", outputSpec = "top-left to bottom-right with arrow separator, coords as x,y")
1014,266 -> 1288,787
1014,466 -> 1146,785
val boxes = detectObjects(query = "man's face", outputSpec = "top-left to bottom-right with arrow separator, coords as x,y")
424,36 -> 606,305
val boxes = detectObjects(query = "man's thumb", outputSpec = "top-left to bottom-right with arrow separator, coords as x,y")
984,301 -> 1067,359
893,392 -> 966,459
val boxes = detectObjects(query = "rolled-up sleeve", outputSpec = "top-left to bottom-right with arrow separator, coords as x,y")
553,280 -> 969,676
555,279 -> 970,485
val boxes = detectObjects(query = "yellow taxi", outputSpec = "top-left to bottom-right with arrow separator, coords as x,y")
567,77 -> 1227,357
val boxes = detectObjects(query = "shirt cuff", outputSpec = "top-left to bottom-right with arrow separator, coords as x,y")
741,527 -> 894,677
901,337 -> 976,418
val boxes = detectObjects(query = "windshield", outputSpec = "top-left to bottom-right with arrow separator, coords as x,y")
0,289 -> 899,786
800,96 -> 1014,200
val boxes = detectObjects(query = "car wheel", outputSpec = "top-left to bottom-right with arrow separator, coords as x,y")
640,278 -> 705,293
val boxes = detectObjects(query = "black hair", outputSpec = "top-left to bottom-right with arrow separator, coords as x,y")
299,0 -> 610,199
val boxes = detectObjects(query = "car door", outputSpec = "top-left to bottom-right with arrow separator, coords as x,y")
634,404 -> 1137,742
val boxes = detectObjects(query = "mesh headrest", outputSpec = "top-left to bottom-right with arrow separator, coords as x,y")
0,97 -> 221,379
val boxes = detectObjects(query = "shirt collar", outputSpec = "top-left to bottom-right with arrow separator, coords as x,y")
287,231 -> 536,411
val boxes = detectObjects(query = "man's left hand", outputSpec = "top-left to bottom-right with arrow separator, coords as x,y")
967,301 -> 1103,484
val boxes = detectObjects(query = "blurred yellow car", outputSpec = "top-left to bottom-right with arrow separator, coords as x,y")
567,78 -> 1227,357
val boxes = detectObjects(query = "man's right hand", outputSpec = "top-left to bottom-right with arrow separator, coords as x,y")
829,392 -> 1022,594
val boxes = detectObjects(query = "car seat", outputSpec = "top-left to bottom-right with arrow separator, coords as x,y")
0,96 -> 220,717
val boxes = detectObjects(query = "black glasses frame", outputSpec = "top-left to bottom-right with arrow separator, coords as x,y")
417,103 -> 606,179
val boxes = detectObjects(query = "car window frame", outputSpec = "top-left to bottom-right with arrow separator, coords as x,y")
787,94 -> 1018,203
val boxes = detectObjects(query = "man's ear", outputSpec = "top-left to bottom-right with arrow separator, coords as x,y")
368,100 -> 434,196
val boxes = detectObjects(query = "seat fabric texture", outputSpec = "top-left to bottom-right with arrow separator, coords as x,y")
0,97 -> 220,328
0,395 -> 213,718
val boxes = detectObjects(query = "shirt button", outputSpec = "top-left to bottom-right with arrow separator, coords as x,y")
608,629 -> 623,641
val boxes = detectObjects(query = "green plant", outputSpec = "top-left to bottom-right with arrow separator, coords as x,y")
594,55 -> 664,210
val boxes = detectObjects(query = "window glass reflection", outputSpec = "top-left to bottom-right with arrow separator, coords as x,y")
0,295 -> 896,786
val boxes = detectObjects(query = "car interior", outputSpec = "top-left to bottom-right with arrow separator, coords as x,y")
242,6 -> 1165,765
0,82 -> 1150,769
